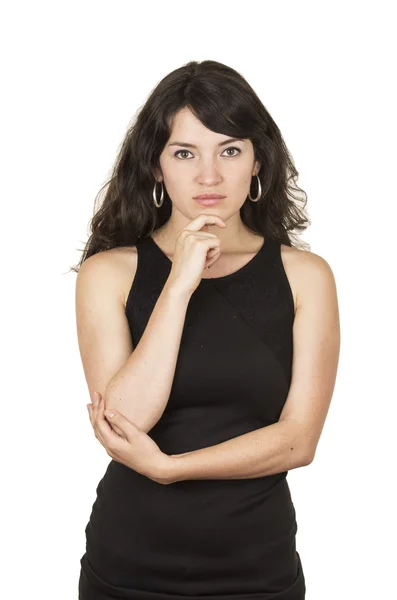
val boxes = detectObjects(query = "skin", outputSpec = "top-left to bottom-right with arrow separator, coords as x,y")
86,107 -> 340,485
87,106 -> 266,478
151,105 -> 264,263
87,392 -> 171,484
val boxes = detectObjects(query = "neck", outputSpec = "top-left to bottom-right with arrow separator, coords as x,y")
156,216 -> 256,251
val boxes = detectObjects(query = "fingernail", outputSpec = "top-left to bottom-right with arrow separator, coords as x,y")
105,411 -> 115,418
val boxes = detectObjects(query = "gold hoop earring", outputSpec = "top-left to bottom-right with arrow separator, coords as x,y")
248,174 -> 262,202
153,180 -> 164,208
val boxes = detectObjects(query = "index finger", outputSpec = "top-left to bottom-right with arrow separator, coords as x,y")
185,214 -> 227,232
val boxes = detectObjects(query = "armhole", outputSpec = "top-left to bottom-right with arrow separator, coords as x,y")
124,245 -> 140,316
276,243 -> 296,319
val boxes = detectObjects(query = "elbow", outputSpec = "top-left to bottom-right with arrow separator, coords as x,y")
103,383 -> 133,417
301,446 -> 315,466
285,440 -> 313,468
103,388 -> 159,435
103,386 -> 122,413
103,387 -> 134,424
283,420 -> 315,467
288,435 -> 315,467
289,446 -> 313,468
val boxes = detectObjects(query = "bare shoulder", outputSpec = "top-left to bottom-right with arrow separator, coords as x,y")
280,243 -> 337,313
76,245 -> 138,310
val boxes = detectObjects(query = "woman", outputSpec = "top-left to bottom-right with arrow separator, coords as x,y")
73,60 -> 340,599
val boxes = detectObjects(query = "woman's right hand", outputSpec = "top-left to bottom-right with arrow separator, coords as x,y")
166,214 -> 227,296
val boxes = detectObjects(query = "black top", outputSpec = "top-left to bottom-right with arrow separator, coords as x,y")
79,235 -> 306,599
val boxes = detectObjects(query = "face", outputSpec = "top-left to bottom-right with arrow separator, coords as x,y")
157,107 -> 261,226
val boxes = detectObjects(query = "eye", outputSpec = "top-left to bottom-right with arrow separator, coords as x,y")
223,147 -> 241,157
174,149 -> 193,159
174,147 -> 241,159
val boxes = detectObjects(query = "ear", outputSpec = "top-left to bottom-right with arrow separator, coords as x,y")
153,167 -> 163,182
253,160 -> 261,176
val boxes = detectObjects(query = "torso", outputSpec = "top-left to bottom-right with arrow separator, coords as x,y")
81,233 -> 308,597
104,236 -> 303,315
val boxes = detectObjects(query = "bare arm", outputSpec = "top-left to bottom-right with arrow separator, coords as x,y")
164,250 -> 340,483
167,419 -> 311,483
105,281 -> 191,432
75,249 -> 192,434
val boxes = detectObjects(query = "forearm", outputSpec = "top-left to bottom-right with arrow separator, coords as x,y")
167,420 -> 311,483
105,281 -> 191,433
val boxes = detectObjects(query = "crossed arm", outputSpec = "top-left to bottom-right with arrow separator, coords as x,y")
83,250 -> 340,484
163,253 -> 340,483
165,419 -> 311,483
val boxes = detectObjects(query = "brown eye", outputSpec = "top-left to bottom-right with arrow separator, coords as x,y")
174,147 -> 241,159
174,150 -> 193,159
223,147 -> 241,157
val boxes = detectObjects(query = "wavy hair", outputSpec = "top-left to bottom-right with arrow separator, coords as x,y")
70,60 -> 310,273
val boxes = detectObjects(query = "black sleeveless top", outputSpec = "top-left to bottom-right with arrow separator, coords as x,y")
79,235 -> 306,599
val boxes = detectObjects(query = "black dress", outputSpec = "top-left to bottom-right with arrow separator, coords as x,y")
78,235 -> 306,599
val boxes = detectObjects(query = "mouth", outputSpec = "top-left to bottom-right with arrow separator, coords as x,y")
194,194 -> 225,200
194,198 -> 223,206
194,194 -> 225,206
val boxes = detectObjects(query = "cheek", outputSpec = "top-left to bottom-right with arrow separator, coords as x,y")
160,158 -> 189,183
228,170 -> 252,188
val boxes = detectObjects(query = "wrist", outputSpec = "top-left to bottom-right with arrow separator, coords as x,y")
163,279 -> 193,303
157,453 -> 187,485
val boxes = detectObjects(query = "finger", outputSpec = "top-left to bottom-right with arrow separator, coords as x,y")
91,393 -> 100,427
94,392 -> 123,437
87,403 -> 94,427
93,393 -> 132,446
89,396 -> 108,448
95,397 -> 131,452
87,404 -> 106,447
87,403 -> 97,429
206,247 -> 221,259
93,392 -> 105,428
188,214 -> 227,231
103,409 -> 141,444
107,421 -> 129,440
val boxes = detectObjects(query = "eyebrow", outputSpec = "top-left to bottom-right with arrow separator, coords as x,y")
168,137 -> 245,148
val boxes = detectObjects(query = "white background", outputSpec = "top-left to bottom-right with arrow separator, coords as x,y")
1,1 -> 396,598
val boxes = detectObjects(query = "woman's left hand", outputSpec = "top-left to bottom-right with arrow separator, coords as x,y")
87,392 -> 171,485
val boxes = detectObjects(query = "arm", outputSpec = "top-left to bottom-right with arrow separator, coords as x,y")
75,249 -> 192,434
167,419 -> 310,482
165,250 -> 341,483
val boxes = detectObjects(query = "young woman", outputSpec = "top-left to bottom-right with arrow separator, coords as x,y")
73,59 -> 340,599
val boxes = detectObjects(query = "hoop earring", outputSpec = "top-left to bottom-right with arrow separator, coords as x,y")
153,180 -> 164,208
248,174 -> 262,202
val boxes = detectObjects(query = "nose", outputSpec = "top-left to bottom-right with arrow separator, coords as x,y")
196,160 -> 222,185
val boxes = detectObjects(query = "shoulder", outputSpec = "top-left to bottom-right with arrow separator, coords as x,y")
280,243 -> 337,313
76,246 -> 138,309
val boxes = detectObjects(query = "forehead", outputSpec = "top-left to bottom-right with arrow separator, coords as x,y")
168,107 -> 245,146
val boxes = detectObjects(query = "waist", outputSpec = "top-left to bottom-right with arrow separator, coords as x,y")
89,461 -> 295,552
85,462 -> 299,595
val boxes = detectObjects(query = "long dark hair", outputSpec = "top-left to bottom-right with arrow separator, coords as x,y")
70,60 -> 310,273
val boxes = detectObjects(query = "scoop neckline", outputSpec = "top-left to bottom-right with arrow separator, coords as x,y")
146,234 -> 268,283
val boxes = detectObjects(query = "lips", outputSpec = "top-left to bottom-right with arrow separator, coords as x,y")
194,194 -> 225,200
195,198 -> 223,206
